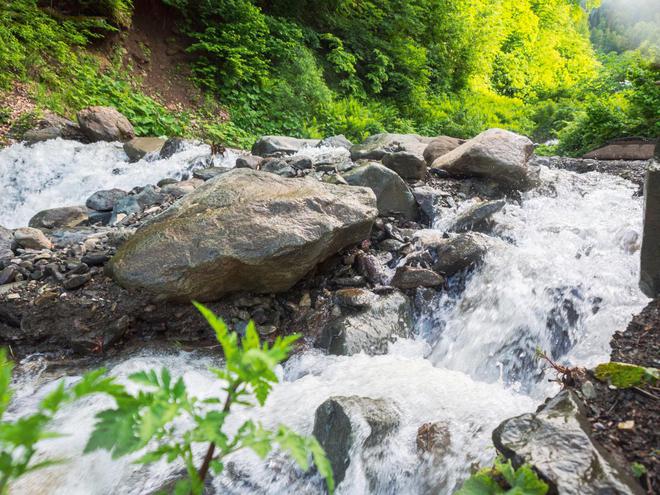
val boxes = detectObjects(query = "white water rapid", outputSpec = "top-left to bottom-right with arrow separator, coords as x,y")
1,141 -> 649,494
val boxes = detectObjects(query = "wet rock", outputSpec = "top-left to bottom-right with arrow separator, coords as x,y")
318,134 -> 353,150
13,228 -> 52,250
412,186 -> 444,223
123,137 -> 166,162
416,421 -> 451,458
261,158 -> 296,177
382,151 -> 427,180
493,390 -> 644,495
318,290 -> 413,355
81,253 -> 110,267
378,239 -> 406,252
86,189 -> 127,212
355,251 -> 389,284
29,206 -> 89,230
88,211 -> 112,226
640,160 -> 660,297
63,273 -> 92,290
23,112 -> 87,144
313,396 -> 401,487
109,169 -> 377,301
23,127 -> 62,144
431,129 -> 537,190
432,232 -> 494,276
77,106 -> 135,142
252,135 -> 320,157
192,167 -> 231,181
423,136 -> 464,165
450,199 -> 506,232
343,162 -> 418,220
288,155 -> 313,170
334,288 -> 377,309
350,133 -> 427,161
159,137 -> 189,159
391,266 -> 444,289
235,155 -> 264,169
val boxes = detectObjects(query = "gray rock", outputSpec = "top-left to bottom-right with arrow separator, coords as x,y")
77,106 -> 135,142
382,151 -> 427,180
313,396 -> 401,487
261,159 -> 296,177
412,186 -> 442,222
640,160 -> 660,297
251,135 -> 320,157
23,127 -> 62,144
318,134 -> 353,150
13,227 -> 52,250
160,180 -> 198,198
63,273 -> 92,290
450,200 -> 506,232
0,226 -> 13,260
334,287 -> 377,309
391,266 -> 444,289
0,265 -> 18,285
88,211 -> 112,226
23,113 -> 87,144
350,133 -> 427,161
288,155 -> 313,170
157,178 -> 179,187
343,163 -> 418,220
29,206 -> 89,230
109,169 -> 377,301
423,136 -> 464,165
235,155 -> 264,169
86,189 -> 127,212
192,167 -> 231,181
123,137 -> 166,162
159,137 -> 189,159
494,390 -> 644,495
432,232 -> 494,276
431,129 -> 536,190
319,290 -> 413,355
109,185 -> 166,224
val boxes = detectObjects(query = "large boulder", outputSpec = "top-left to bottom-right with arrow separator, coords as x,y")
76,106 -> 135,142
494,390 -> 644,495
123,137 -> 166,162
640,160 -> 660,298
343,163 -> 418,220
109,169 -> 377,301
313,396 -> 401,487
423,136 -> 464,165
350,133 -> 427,161
28,206 -> 89,230
23,112 -> 87,144
431,129 -> 536,190
251,136 -> 320,157
382,151 -> 427,180
318,289 -> 413,355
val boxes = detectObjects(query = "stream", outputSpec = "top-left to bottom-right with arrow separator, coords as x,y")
0,140 -> 649,494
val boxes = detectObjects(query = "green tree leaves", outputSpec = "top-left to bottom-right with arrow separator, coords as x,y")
457,457 -> 549,495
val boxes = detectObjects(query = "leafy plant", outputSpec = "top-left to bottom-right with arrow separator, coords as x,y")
456,457 -> 549,495
84,302 -> 334,494
594,362 -> 659,389
0,349 -> 121,494
631,461 -> 647,479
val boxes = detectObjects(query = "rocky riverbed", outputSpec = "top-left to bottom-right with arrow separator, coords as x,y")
0,106 -> 656,494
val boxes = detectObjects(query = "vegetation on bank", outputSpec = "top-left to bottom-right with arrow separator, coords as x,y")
0,0 -> 658,154
0,304 -> 334,494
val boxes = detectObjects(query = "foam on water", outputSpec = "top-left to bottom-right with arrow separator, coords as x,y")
0,139 -> 238,228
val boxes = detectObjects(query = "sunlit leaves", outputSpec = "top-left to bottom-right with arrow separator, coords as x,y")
457,457 -> 548,495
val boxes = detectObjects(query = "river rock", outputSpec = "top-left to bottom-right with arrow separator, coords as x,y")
493,390 -> 644,495
382,151 -> 427,180
109,169 -> 377,301
391,266 -> 444,289
160,180 -> 198,198
449,199 -> 506,232
235,155 -> 264,169
350,133 -> 427,161
0,226 -> 13,261
432,232 -> 494,276
318,290 -> 413,355
313,396 -> 401,487
343,163 -> 418,220
159,137 -> 189,159
423,136 -> 464,165
260,158 -> 296,177
86,189 -> 127,212
28,206 -> 89,230
318,134 -> 353,150
109,185 -> 166,224
431,129 -> 536,190
123,137 -> 166,162
23,113 -> 87,144
640,160 -> 660,297
251,135 -> 320,157
13,228 -> 52,250
77,106 -> 135,142
416,421 -> 451,458
192,167 -> 231,181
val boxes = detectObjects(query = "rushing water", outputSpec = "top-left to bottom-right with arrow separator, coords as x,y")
2,141 -> 649,494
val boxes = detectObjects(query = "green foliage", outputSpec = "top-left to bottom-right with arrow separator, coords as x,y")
631,462 -> 647,478
457,457 -> 549,495
594,362 -> 659,389
0,349 -> 120,494
85,302 -> 334,495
